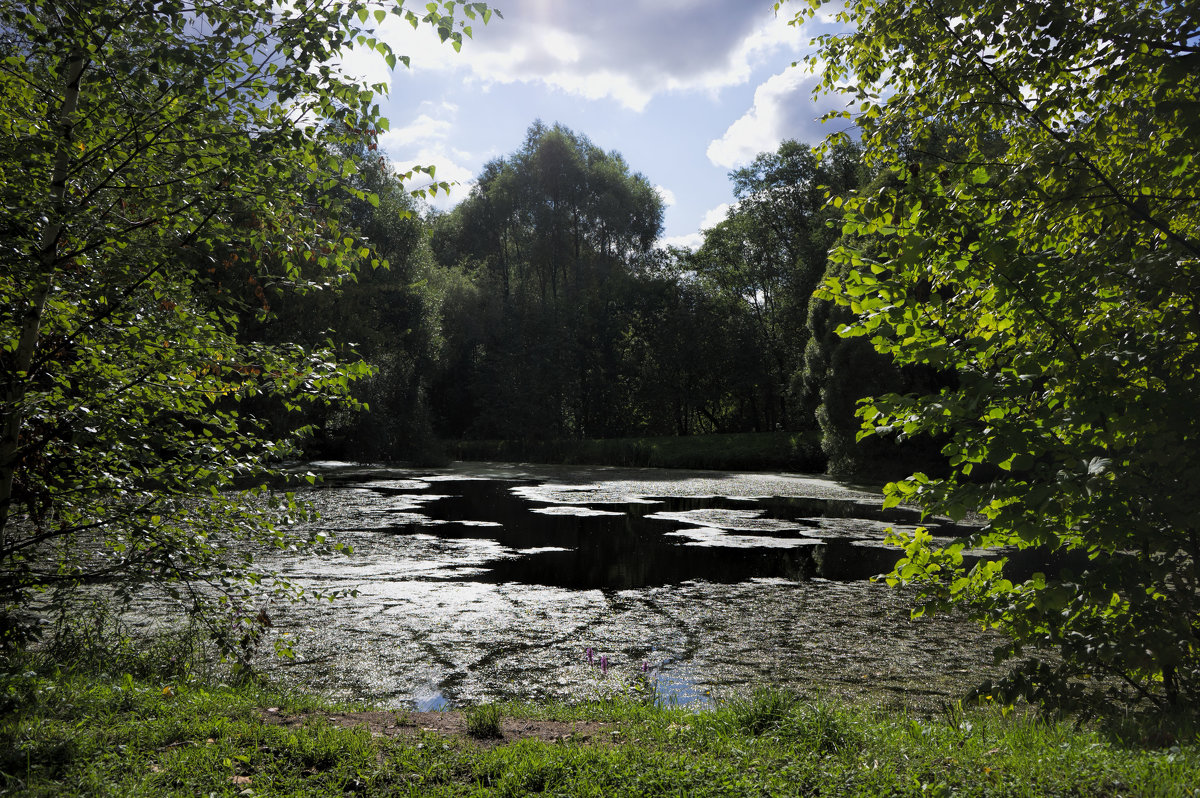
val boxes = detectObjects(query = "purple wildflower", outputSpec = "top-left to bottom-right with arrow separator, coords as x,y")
600,655 -> 608,675
585,647 -> 594,665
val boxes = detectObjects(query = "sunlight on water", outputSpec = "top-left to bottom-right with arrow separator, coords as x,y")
242,462 -> 1002,711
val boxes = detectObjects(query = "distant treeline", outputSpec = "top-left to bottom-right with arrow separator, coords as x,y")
254,121 -> 942,476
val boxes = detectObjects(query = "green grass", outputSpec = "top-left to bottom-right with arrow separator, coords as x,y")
3,614 -> 1197,796
452,431 -> 825,472
3,667 -> 1199,796
465,704 -> 503,739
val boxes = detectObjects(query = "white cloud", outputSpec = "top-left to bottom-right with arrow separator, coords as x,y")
701,203 -> 732,230
391,148 -> 477,210
347,0 -> 812,111
659,232 -> 703,250
377,102 -> 479,209
654,185 -> 676,207
706,64 -> 854,167
657,202 -> 733,250
379,107 -> 457,149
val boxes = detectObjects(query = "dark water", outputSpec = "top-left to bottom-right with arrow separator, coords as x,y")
376,479 -> 964,588
227,462 -> 1003,710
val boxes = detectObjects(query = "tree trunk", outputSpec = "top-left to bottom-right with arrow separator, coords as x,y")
0,50 -> 86,552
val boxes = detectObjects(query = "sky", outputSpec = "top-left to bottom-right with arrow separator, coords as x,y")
336,1 -> 852,249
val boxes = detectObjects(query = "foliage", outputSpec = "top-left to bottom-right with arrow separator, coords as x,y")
692,140 -> 866,433
797,168 -> 953,478
612,250 -> 765,436
4,669 -> 1198,796
731,689 -> 862,754
429,122 -> 668,441
783,0 -> 1200,709
730,686 -> 803,735
10,600 -> 211,687
0,0 -> 489,652
451,431 -> 822,472
250,143 -> 446,462
426,128 -> 870,446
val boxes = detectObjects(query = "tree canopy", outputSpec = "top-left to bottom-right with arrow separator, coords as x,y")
429,123 -> 666,440
0,0 -> 489,650
783,0 -> 1200,708
693,139 -> 867,433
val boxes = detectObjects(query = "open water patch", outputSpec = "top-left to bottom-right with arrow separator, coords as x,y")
360,475 -> 973,588
253,462 -> 999,710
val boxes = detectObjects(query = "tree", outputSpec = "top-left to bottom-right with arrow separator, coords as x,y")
784,0 -> 1200,708
797,166 -> 952,478
693,140 -> 865,432
0,0 -> 490,650
617,250 -> 762,436
249,143 -> 446,462
430,122 -> 664,441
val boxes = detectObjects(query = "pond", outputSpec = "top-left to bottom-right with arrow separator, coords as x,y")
255,461 -> 1002,710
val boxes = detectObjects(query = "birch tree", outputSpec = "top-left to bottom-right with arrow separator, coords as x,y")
0,0 -> 491,651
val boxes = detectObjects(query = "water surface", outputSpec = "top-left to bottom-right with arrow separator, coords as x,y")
255,462 -> 999,709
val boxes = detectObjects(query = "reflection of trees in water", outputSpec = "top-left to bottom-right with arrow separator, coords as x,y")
372,479 -> 974,589
232,467 -> 1004,709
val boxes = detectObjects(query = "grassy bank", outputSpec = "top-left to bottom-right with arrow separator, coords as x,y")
3,666 -> 1197,796
451,431 -> 826,473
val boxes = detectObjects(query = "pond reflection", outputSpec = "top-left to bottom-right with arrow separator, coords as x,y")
370,477 -> 969,588
250,462 -> 1000,711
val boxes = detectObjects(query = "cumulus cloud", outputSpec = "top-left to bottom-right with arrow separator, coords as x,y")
378,102 -> 478,209
659,231 -> 703,250
379,106 -> 457,149
658,202 -> 733,250
343,0 -> 812,111
654,185 -> 676,207
700,202 -> 733,230
706,65 -> 855,167
391,148 -> 478,210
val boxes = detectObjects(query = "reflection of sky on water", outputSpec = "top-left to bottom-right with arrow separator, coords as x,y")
646,508 -> 811,533
414,683 -> 450,712
664,527 -> 823,549
531,506 -> 626,517
650,665 -> 712,708
245,462 -> 999,711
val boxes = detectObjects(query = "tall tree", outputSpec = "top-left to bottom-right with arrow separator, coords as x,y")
0,0 -> 489,648
431,123 -> 664,441
693,140 -> 865,432
786,0 -> 1200,708
618,250 -> 762,436
797,166 -> 951,477
249,143 -> 446,462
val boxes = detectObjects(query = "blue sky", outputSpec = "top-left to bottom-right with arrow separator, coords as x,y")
336,1 -> 850,248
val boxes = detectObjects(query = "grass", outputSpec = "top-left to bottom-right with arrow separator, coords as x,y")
465,704 -> 503,739
3,664 -> 1199,796
3,614 -> 1197,796
452,430 -> 826,472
